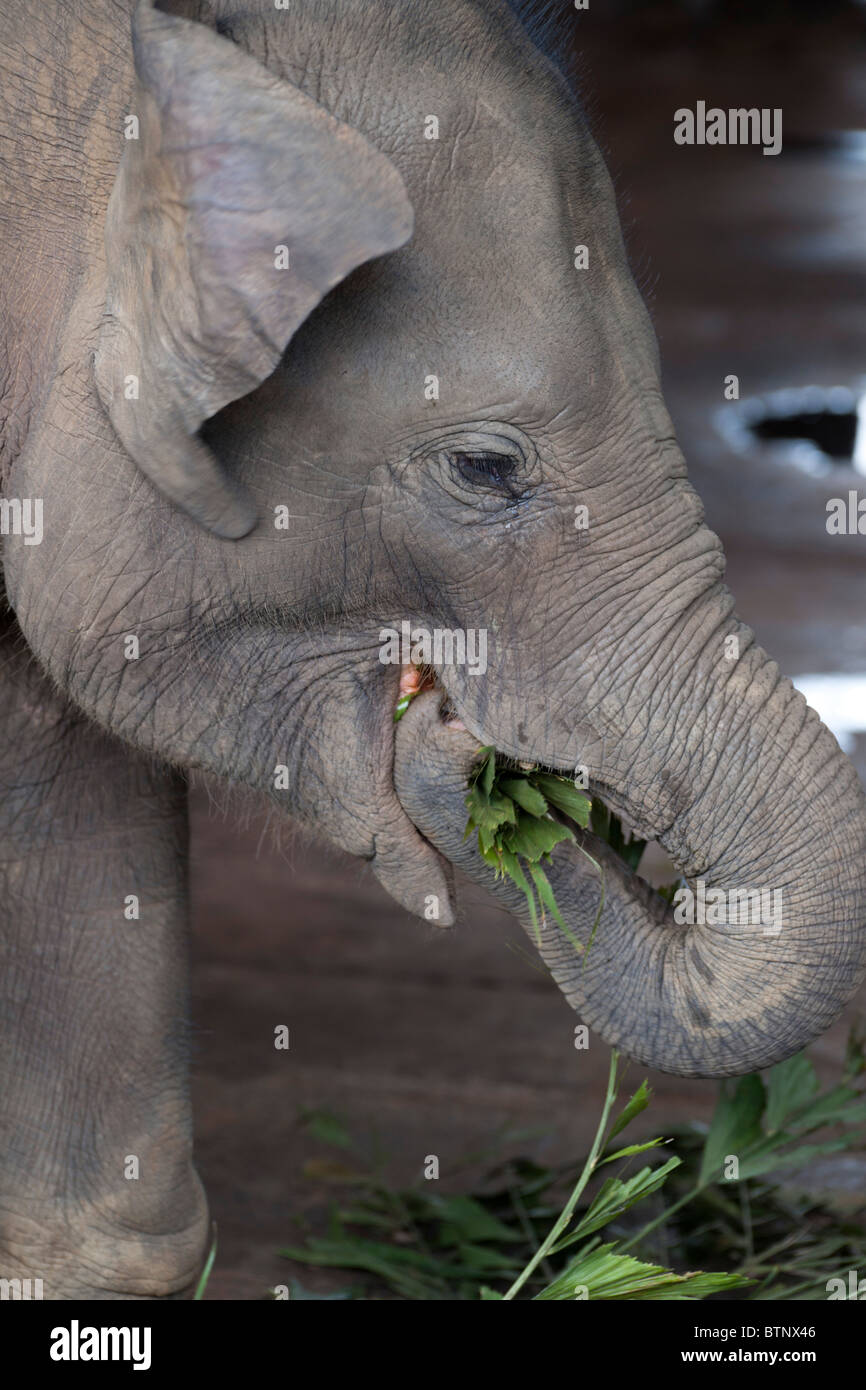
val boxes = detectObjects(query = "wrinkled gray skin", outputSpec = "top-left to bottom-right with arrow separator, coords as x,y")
1,0 -> 865,1299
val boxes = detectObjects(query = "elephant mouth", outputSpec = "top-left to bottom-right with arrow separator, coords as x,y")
394,661 -> 467,731
389,661 -> 667,902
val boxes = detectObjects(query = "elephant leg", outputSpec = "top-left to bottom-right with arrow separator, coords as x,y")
0,617 -> 208,1299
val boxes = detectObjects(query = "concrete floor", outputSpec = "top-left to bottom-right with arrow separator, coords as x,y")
189,5 -> 866,1299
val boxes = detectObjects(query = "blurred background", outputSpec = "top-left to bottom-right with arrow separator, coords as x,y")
189,0 -> 866,1297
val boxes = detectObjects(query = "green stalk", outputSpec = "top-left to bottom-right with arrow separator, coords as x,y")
193,1226 -> 218,1301
502,1049 -> 621,1300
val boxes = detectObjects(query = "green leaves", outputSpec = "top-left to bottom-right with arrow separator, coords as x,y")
498,776 -> 549,817
192,1230 -> 218,1301
698,1052 -> 866,1188
298,1108 -> 355,1152
765,1052 -> 818,1132
608,1079 -> 653,1144
393,692 -> 414,723
282,1176 -> 531,1300
285,1076 -> 741,1302
468,792 -> 518,850
699,1074 -> 766,1188
553,1160 -> 682,1248
535,1244 -> 747,1301
283,1040 -> 866,1302
281,1229 -> 509,1301
589,799 -> 646,871
532,774 -> 593,827
463,749 -> 652,961
502,1050 -> 743,1301
477,745 -> 496,797
463,748 -> 594,949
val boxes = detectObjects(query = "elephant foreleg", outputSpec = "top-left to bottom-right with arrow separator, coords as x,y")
0,618 -> 208,1299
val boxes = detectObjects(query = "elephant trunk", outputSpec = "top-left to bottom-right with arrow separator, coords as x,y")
393,630 -> 866,1077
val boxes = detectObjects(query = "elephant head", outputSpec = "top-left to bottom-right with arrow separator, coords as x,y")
6,0 -> 866,1080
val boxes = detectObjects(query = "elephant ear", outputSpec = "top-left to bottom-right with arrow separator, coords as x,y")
94,0 -> 414,537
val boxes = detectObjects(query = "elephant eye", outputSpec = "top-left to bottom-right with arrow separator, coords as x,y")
451,451 -> 519,493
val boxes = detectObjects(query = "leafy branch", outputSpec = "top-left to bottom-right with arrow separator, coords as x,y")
463,747 -> 646,960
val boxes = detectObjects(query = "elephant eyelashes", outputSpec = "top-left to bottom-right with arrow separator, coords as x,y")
451,451 -> 521,495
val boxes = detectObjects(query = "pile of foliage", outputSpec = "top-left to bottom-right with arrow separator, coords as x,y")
279,1037 -> 866,1300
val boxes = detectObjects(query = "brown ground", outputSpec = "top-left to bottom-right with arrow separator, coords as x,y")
189,4 -> 866,1299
